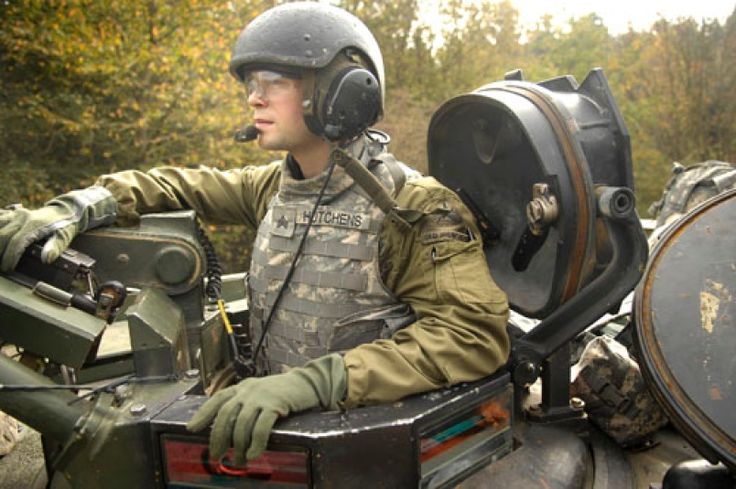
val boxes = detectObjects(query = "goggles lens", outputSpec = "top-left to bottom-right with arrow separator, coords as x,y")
245,70 -> 300,100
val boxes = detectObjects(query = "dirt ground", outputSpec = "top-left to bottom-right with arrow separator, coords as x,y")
0,427 -> 46,489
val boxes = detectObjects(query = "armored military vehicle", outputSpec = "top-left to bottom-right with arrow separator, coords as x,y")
0,69 -> 733,488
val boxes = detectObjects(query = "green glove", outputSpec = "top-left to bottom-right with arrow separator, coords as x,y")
0,186 -> 117,272
187,353 -> 347,464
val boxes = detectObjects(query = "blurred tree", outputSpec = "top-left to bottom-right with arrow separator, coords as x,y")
2,0 -> 735,264
0,0 -> 281,270
523,15 -> 561,80
644,16 -> 736,163
608,28 -> 669,212
611,8 -> 736,212
338,0 -> 423,90
524,13 -> 613,82
551,14 -> 612,81
0,0 -> 276,207
434,0 -> 522,99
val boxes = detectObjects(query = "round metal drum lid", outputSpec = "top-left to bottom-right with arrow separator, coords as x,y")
634,189 -> 736,469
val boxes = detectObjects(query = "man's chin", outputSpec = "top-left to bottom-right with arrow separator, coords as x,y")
257,137 -> 286,152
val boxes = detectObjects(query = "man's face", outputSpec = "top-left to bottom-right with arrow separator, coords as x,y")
246,70 -> 320,153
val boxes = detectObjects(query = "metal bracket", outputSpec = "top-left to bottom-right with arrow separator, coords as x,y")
526,183 -> 559,235
510,186 -> 648,421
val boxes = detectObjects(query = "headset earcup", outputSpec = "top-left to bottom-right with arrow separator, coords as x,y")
321,67 -> 381,141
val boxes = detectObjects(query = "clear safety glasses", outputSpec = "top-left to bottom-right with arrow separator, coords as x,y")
244,70 -> 301,101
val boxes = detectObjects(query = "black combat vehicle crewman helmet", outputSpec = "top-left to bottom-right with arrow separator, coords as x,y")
230,2 -> 385,142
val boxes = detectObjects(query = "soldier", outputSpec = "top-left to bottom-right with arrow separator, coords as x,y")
0,2 -> 509,465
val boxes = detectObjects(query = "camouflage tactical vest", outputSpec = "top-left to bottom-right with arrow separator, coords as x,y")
649,160 -> 736,227
248,137 -> 418,374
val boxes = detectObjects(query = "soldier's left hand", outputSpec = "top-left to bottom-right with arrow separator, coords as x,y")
0,187 -> 117,272
186,354 -> 346,464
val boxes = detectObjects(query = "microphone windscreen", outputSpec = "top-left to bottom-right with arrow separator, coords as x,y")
234,125 -> 259,143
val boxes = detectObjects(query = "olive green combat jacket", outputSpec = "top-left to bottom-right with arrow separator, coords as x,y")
96,154 -> 510,408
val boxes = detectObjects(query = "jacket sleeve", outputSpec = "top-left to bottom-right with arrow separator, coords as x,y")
342,177 -> 510,407
94,163 -> 281,228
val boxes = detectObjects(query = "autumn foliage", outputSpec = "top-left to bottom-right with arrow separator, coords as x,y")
2,0 -> 735,270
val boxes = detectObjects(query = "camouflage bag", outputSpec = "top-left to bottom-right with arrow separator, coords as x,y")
649,160 -> 736,228
571,336 -> 668,447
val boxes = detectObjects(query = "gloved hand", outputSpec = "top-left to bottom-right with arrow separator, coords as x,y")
0,186 -> 117,272
187,353 -> 346,464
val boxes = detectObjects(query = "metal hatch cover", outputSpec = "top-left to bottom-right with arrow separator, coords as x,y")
427,69 -> 633,319
634,189 -> 736,470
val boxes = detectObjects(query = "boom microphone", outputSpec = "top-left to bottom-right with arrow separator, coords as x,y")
234,125 -> 259,143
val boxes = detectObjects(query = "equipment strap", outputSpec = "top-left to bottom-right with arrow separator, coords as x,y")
261,292 -> 363,318
331,148 -> 425,232
249,264 -> 368,292
269,235 -> 374,261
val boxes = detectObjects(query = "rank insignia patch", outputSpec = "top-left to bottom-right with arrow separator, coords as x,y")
271,207 -> 296,237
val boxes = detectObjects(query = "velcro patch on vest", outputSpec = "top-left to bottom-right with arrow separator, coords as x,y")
271,207 -> 296,237
296,206 -> 371,230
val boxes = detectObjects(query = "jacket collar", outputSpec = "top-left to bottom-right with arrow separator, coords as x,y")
278,136 -> 373,199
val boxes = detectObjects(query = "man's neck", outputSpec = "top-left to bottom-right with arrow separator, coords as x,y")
291,141 -> 332,179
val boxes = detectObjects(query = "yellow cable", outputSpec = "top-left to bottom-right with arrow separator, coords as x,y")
217,299 -> 234,335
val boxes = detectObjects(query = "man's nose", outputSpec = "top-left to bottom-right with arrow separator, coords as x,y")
248,90 -> 266,107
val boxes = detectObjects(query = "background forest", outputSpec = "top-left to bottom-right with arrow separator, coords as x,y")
2,0 -> 735,270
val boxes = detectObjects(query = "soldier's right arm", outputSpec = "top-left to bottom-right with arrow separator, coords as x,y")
95,163 -> 282,229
